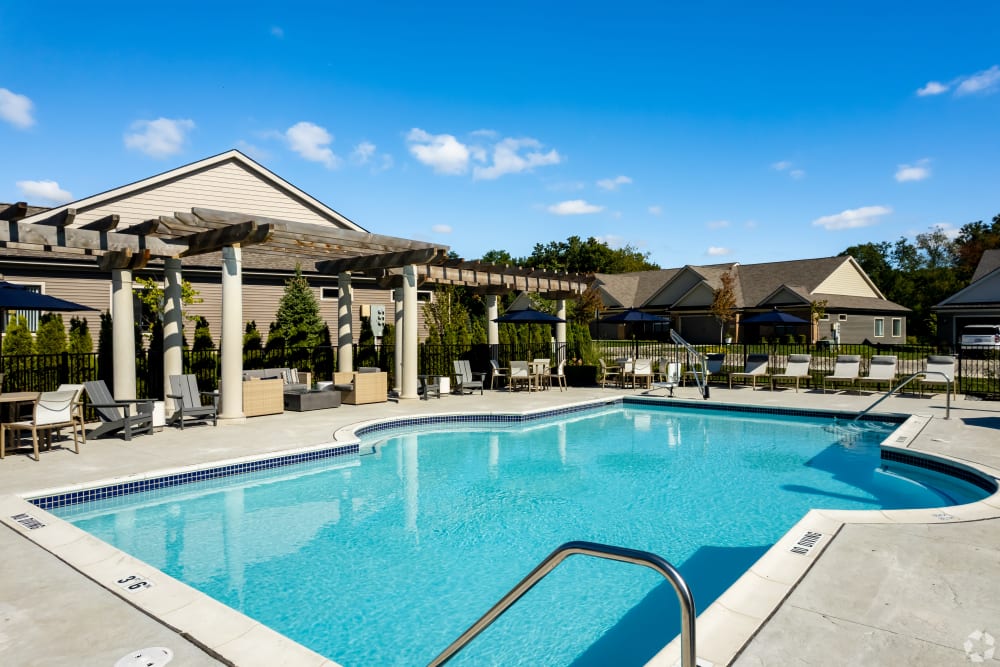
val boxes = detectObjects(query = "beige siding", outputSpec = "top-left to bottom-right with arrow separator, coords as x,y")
672,282 -> 715,308
0,269 -> 110,336
68,161 -> 346,229
813,262 -> 879,298
646,270 -> 703,307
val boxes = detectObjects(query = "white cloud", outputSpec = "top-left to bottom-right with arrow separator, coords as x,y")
917,81 -> 949,96
406,128 -> 470,175
271,26 -> 284,38
648,205 -> 663,215
124,118 -> 195,158
286,121 -> 339,168
596,175 -> 632,191
931,222 -> 960,240
547,199 -> 604,215
432,224 -> 453,234
706,219 -> 730,229
895,158 -> 931,182
0,88 -> 35,129
351,141 -> 377,164
789,169 -> 806,180
595,234 -> 625,247
473,137 -> 561,180
771,160 -> 792,171
16,179 -> 72,204
773,160 -> 805,179
706,246 -> 730,256
236,140 -> 269,161
470,128 -> 498,139
812,205 -> 892,231
956,65 -> 1000,96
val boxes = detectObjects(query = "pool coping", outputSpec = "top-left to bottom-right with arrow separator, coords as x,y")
4,396 -> 1000,667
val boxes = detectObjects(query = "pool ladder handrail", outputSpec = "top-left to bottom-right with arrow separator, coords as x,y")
670,330 -> 709,399
854,370 -> 951,421
427,540 -> 697,667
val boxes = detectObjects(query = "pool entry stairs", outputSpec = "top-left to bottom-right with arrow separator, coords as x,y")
428,540 -> 698,667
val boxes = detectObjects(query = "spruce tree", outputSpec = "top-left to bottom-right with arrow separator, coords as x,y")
275,266 -> 324,349
2,315 -> 35,355
35,313 -> 67,355
68,316 -> 94,354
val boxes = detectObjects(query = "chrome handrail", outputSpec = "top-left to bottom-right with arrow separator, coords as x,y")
428,540 -> 697,667
854,370 -> 952,421
670,330 -> 709,399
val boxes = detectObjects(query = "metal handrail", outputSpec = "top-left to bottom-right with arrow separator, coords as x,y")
854,370 -> 952,421
670,330 -> 709,399
428,540 -> 697,667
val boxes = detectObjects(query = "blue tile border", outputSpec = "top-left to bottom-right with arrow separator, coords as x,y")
29,444 -> 359,511
882,448 -> 997,494
622,396 -> 905,424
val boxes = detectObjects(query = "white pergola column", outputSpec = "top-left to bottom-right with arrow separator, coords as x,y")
487,294 -> 499,360
337,272 -> 354,373
162,258 -> 184,413
111,268 -> 136,400
555,298 -> 567,365
393,287 -> 403,393
219,246 -> 245,422
400,264 -> 419,399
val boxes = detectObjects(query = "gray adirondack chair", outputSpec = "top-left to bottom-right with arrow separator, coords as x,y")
167,374 -> 218,429
83,380 -> 154,440
452,359 -> 485,394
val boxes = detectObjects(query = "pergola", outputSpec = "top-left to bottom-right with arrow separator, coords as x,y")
2,205 -> 590,419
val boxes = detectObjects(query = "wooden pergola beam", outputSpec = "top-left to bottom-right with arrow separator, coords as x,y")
315,247 -> 448,274
0,202 -> 29,221
0,220 -> 186,257
34,208 -> 77,227
80,214 -> 120,231
179,220 -> 273,257
98,248 -> 152,271
119,219 -> 160,235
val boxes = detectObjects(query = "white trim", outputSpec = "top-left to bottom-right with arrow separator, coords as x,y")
874,317 -> 885,338
892,317 -> 902,338
320,286 -> 338,301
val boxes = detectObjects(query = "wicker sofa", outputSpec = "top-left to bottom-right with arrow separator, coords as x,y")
333,369 -> 388,405
242,368 -> 310,393
242,378 -> 284,417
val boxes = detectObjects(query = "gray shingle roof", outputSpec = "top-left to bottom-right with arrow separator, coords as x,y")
971,249 -> 1000,283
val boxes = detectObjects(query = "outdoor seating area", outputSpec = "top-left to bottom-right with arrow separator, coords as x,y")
492,359 -> 561,391
333,369 -> 388,405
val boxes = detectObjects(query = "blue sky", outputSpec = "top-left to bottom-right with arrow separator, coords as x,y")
2,2 -> 998,268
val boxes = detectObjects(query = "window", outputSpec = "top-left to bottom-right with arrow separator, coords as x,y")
891,318 -> 902,338
4,283 -> 44,332
320,287 -> 338,300
819,314 -> 829,321
838,314 -> 847,321
874,317 -> 885,337
418,290 -> 432,302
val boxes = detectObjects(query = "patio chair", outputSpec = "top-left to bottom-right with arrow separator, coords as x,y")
769,354 -> 813,392
919,355 -> 957,398
83,380 -> 154,441
729,354 -> 770,389
629,358 -> 654,389
857,356 -> 898,394
822,355 -> 862,394
419,375 -> 441,400
684,353 -> 726,386
599,359 -> 621,388
488,359 -> 509,390
509,360 -> 532,391
167,374 -> 218,429
452,359 -> 485,395
542,359 -> 567,391
56,384 -> 87,441
1,390 -> 82,461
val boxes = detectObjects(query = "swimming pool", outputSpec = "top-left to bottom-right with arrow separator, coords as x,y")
49,402 -> 991,666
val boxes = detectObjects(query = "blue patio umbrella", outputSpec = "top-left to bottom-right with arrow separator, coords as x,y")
0,281 -> 94,312
741,308 -> 808,324
600,308 -> 670,324
493,307 -> 566,324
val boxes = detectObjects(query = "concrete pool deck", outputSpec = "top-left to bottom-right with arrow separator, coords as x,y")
0,383 -> 997,666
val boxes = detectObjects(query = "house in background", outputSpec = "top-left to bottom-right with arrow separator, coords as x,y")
933,249 -> 1000,346
593,256 -> 909,344
0,150 -> 435,344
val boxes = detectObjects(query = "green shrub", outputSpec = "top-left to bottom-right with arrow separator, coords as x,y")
35,313 -> 67,355
2,315 -> 34,355
68,316 -> 93,354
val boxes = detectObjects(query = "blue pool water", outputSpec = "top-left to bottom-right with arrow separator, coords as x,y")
53,405 -> 989,666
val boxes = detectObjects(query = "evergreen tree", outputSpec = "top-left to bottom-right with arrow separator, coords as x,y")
97,311 -> 114,389
423,285 -> 472,347
35,313 -> 67,355
243,320 -> 263,368
275,266 -> 324,349
192,316 -> 214,351
2,315 -> 35,355
68,316 -> 94,354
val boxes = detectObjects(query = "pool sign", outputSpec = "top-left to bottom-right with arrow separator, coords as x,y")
115,574 -> 154,592
789,531 -> 823,555
11,513 -> 45,530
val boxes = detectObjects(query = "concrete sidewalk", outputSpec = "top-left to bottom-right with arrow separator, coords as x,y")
0,384 -> 997,666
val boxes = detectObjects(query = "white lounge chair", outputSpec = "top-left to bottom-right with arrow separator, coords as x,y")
823,355 -> 861,394
857,356 -> 898,394
769,354 -> 812,392
919,355 -> 957,397
729,354 -> 769,390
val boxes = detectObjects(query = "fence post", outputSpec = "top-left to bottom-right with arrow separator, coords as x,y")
59,351 -> 70,385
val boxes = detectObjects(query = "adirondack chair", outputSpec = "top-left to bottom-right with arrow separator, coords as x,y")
452,359 -> 485,395
83,380 -> 154,440
167,374 -> 218,429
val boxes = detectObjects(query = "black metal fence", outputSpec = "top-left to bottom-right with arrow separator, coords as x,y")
2,339 -> 997,399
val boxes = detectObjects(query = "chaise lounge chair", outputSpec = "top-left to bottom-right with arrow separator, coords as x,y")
684,352 -> 726,386
83,380 -> 155,440
918,355 -> 957,398
167,374 -> 218,429
822,355 -> 861,394
769,354 -> 812,392
857,355 -> 898,394
729,354 -> 770,390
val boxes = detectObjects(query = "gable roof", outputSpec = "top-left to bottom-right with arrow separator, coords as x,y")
971,249 -> 1000,283
592,269 -> 679,308
19,149 -> 365,232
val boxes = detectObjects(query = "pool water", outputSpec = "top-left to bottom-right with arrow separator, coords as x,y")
54,405 -> 989,666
